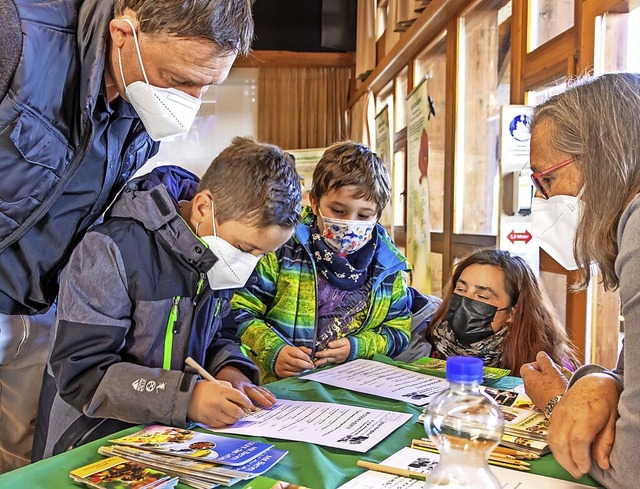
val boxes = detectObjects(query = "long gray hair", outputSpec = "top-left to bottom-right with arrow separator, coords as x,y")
114,0 -> 255,55
531,73 -> 640,290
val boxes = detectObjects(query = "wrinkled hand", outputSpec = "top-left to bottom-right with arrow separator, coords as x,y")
314,337 -> 351,367
546,373 -> 620,479
520,351 -> 569,411
275,345 -> 315,378
187,379 -> 254,428
215,366 -> 276,408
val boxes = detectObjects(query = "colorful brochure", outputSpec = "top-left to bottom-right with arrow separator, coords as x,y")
70,456 -> 178,489
109,425 -> 273,466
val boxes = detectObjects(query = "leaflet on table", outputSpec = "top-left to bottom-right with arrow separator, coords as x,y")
338,448 -> 602,488
417,385 -> 550,456
99,444 -> 288,482
109,425 -> 273,466
205,399 -> 412,453
372,354 -> 511,384
70,455 -> 179,489
301,358 -> 449,406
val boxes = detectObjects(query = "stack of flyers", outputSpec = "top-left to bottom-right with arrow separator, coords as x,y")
418,387 -> 550,457
98,445 -> 288,488
109,425 -> 274,466
483,387 -> 549,456
99,425 -> 288,488
70,456 -> 178,489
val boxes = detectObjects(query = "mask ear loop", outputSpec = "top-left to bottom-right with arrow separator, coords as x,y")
118,18 -> 151,86
211,200 -> 218,238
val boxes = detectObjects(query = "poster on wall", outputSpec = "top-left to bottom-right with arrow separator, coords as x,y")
287,148 -> 326,208
498,105 -> 538,272
374,105 -> 394,240
405,78 -> 432,294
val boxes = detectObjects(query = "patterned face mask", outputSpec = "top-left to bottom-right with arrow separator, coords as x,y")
317,209 -> 376,255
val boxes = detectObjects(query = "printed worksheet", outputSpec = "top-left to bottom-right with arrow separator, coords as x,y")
338,448 -> 602,488
301,358 -> 449,406
205,399 -> 412,453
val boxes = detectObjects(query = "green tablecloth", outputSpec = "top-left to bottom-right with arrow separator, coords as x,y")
0,375 -> 599,488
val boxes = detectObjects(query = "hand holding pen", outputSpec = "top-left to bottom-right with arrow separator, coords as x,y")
185,357 -> 254,428
269,327 -> 315,378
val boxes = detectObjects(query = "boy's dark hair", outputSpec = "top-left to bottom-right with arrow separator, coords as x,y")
198,136 -> 301,228
310,141 -> 391,217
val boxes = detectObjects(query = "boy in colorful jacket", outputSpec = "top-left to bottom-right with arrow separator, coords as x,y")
33,137 -> 302,459
231,141 -> 411,384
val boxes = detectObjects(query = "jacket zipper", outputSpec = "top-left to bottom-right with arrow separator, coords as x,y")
163,296 -> 180,370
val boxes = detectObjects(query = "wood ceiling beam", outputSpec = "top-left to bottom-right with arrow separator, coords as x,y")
234,50 -> 356,68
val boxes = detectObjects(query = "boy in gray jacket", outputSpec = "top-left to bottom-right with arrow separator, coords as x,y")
33,137 -> 302,459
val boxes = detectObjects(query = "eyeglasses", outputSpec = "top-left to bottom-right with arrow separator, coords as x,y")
530,156 -> 580,199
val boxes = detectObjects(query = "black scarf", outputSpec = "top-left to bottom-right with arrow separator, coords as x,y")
309,223 -> 377,290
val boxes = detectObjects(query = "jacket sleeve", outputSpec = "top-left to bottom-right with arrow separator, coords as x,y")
204,301 -> 261,385
50,232 -> 196,427
574,197 -> 640,489
230,252 -> 289,377
347,271 -> 411,361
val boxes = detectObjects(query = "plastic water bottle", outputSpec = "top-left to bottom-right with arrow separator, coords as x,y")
423,356 -> 504,488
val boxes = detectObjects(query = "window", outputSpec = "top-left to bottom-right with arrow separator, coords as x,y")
455,0 -> 512,235
593,4 -> 640,74
140,68 -> 258,177
528,0 -> 575,51
414,33 -> 447,233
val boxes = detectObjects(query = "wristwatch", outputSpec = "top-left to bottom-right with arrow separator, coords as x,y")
544,394 -> 564,419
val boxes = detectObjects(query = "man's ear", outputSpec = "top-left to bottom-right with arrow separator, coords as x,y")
109,9 -> 139,49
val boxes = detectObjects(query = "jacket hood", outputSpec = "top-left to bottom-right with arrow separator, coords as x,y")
109,165 -> 199,229
107,165 -> 218,272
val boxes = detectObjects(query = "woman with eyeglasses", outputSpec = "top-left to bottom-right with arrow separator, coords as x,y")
520,72 -> 640,489
424,248 -> 578,376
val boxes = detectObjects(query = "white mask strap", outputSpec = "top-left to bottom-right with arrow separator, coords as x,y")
121,18 -> 150,85
211,201 -> 218,237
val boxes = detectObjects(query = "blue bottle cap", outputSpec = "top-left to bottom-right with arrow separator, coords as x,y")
445,356 -> 484,383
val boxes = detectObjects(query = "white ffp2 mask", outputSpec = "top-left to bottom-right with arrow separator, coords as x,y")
118,18 -> 201,141
200,202 -> 260,290
531,195 -> 583,270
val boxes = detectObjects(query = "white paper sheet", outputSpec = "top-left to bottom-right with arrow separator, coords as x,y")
338,447 -> 602,488
301,359 -> 449,406
204,399 -> 412,453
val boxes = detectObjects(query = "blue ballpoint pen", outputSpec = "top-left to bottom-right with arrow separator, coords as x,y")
268,326 -> 296,347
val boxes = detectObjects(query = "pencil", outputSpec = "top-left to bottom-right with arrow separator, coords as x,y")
356,460 -> 427,481
410,443 -> 531,470
185,357 -> 219,384
268,326 -> 296,347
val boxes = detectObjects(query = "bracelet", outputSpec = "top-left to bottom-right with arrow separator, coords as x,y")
544,394 -> 564,419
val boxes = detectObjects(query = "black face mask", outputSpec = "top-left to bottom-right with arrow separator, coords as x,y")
445,293 -> 502,345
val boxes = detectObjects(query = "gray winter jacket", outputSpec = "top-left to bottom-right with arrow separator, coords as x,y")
33,166 -> 259,459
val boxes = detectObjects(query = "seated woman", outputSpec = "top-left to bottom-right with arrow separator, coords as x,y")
424,248 -> 579,375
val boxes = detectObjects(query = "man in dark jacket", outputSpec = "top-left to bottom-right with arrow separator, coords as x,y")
0,0 -> 254,472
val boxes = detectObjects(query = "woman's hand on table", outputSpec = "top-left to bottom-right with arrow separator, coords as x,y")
275,345 -> 315,378
546,373 -> 620,479
520,351 -> 569,411
215,365 -> 276,408
314,338 -> 351,367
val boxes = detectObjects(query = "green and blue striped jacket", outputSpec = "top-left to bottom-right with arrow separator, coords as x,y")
231,209 -> 412,384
